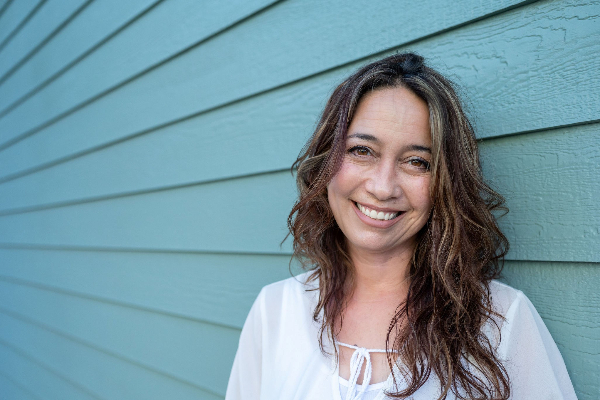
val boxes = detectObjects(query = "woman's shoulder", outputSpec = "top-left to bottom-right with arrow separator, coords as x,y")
488,279 -> 524,318
252,271 -> 319,323
258,270 -> 317,301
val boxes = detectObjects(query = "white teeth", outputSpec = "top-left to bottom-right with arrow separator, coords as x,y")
357,203 -> 399,221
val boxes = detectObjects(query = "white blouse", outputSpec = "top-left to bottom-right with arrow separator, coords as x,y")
225,272 -> 577,400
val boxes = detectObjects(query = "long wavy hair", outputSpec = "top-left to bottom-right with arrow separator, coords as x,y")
287,53 -> 510,399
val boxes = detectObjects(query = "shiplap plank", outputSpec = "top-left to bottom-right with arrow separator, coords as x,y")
0,372 -> 40,400
0,123 -> 598,262
480,122 -> 600,262
0,170 -> 297,253
0,280 -> 239,396
0,0 -> 545,176
0,0 -> 278,114
0,310 -> 225,399
0,0 -> 157,113
501,261 -> 600,400
0,0 -> 90,81
1,0 -> 598,183
0,341 -> 99,400
0,0 -> 40,48
0,248 -> 293,328
0,0 -> 12,18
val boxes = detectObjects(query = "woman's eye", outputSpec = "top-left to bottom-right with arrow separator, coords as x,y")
348,146 -> 371,157
408,158 -> 430,170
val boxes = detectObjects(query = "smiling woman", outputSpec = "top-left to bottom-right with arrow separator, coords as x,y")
225,53 -> 577,400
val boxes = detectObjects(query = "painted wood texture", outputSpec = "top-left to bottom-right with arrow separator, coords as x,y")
0,0 -> 598,399
0,254 -> 596,398
0,0 -> 90,82
0,373 -> 39,400
0,0 -> 278,115
0,0 -> 42,49
0,123 -> 598,262
0,279 -> 240,396
0,0 -> 158,115
501,261 -> 600,400
0,341 -> 99,400
0,248 -> 294,328
0,311 -> 223,399
0,0 -> 542,174
0,0 -> 597,185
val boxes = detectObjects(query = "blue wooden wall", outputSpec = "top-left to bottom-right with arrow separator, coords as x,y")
0,0 -> 598,398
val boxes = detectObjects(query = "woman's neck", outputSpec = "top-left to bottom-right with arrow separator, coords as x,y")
346,245 -> 413,301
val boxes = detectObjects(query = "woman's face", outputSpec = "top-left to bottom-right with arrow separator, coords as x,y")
327,86 -> 433,258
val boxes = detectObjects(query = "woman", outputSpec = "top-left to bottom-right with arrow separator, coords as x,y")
225,53 -> 577,400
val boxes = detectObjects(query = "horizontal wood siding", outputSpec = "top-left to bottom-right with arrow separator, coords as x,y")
0,0 -> 90,81
0,0 -> 598,398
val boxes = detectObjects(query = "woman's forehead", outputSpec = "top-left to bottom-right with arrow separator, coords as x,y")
348,87 -> 431,146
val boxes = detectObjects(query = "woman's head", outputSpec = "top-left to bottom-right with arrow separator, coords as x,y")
291,53 -> 502,266
326,86 -> 433,259
288,53 -> 510,399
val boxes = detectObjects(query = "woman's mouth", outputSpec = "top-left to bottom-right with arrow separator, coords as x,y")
355,202 -> 402,221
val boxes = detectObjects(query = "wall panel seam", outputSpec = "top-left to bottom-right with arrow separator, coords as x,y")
2,115 -> 599,213
0,242 -> 292,257
0,338 -> 104,400
0,0 -> 14,20
0,0 -> 283,125
477,117 -> 600,142
0,367 -> 44,400
0,0 -> 46,53
0,306 -> 228,399
0,0 -> 537,154
0,273 -> 244,331
0,0 -> 165,122
0,0 -> 95,87
0,168 -> 292,215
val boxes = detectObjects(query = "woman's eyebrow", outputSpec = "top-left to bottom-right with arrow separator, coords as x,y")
407,144 -> 431,153
347,133 -> 379,142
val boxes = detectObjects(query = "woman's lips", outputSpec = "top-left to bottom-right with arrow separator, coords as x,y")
353,201 -> 404,227
355,202 -> 401,221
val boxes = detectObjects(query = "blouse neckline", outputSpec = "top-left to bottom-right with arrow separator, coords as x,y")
332,341 -> 399,400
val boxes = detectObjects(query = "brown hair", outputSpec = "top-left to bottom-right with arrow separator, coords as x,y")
287,53 -> 510,399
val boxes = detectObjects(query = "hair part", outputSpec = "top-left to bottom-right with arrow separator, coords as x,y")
287,53 -> 510,400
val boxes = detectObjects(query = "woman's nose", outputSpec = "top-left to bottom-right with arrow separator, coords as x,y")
364,160 -> 401,201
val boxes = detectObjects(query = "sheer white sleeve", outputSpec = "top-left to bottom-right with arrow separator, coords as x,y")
225,289 -> 264,400
498,291 -> 577,400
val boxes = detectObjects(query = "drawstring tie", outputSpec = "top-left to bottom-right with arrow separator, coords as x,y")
337,342 -> 388,400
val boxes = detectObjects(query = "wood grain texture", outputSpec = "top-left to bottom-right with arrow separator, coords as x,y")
0,247 -> 295,328
0,0 -> 536,176
501,261 -> 600,400
1,0 -> 598,184
0,170 -> 298,253
0,0 -> 12,18
0,0 -> 278,114
0,123 -> 598,262
0,0 -> 157,115
0,279 -> 240,396
0,372 -> 40,400
480,122 -> 600,262
0,0 -> 89,81
0,70 -> 325,210
0,341 -> 99,400
0,0 -> 41,49
0,310 -> 225,400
